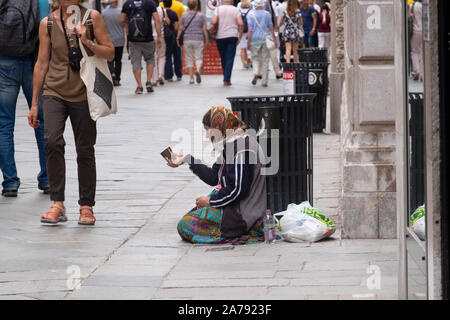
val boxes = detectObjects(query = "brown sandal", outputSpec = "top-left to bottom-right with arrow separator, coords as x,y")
41,204 -> 67,224
78,206 -> 96,225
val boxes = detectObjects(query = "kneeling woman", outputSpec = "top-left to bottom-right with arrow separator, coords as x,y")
167,107 -> 267,244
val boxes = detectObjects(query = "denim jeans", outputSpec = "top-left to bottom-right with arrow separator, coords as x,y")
0,53 -> 48,190
303,30 -> 315,48
216,37 -> 238,82
164,39 -> 183,80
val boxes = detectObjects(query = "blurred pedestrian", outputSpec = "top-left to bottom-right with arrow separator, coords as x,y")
177,0 -> 209,84
50,0 -> 60,12
151,0 -> 166,86
409,0 -> 423,81
161,0 -> 180,82
0,0 -> 49,197
279,0 -> 303,63
275,0 -> 287,63
120,0 -> 162,94
300,0 -> 317,48
247,0 -> 277,87
212,0 -> 244,86
407,0 -> 415,76
237,0 -> 252,69
160,0 -> 186,81
258,0 -> 282,80
317,4 -> 330,50
309,0 -> 320,47
309,0 -> 321,13
39,0 -> 50,20
102,0 -> 110,10
29,0 -> 114,224
102,0 -> 126,86
159,0 -> 186,20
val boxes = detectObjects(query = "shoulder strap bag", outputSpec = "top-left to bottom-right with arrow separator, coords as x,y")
178,11 -> 198,47
208,6 -> 218,38
78,9 -> 118,121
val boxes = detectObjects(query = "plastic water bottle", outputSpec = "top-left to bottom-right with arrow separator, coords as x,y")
264,209 -> 276,244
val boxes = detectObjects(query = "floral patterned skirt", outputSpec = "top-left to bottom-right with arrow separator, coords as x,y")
177,191 -> 264,245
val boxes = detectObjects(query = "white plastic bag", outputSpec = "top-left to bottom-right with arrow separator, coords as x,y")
410,205 -> 425,241
279,201 -> 336,243
79,9 -> 118,121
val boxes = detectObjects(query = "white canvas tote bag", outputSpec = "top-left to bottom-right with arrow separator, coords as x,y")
79,9 -> 117,121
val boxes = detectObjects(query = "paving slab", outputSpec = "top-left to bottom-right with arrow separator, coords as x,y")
0,56 -> 398,300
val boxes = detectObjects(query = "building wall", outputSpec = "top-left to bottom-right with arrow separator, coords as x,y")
340,0 -> 397,239
424,0 -> 441,301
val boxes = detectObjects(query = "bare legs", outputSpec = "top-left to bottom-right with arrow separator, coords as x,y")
285,42 -> 299,63
240,48 -> 249,68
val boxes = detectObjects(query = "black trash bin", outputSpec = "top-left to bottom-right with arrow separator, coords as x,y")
282,57 -> 329,133
299,48 -> 329,132
409,92 -> 425,211
227,94 -> 316,213
298,47 -> 329,63
303,61 -> 329,132
280,62 -> 309,94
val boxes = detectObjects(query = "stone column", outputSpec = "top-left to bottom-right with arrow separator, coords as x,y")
394,0 -> 407,299
341,0 -> 397,239
329,0 -> 350,134
423,0 -> 441,301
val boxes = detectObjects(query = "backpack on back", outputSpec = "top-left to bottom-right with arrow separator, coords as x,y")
0,0 -> 40,57
127,0 -> 151,41
240,9 -> 250,34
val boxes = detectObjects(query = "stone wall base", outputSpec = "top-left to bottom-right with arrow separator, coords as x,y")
342,192 -> 396,239
330,72 -> 344,134
341,131 -> 397,239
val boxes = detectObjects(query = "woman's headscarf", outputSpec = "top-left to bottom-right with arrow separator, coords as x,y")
209,106 -> 247,142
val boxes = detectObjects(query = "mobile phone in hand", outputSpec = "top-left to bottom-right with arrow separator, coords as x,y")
160,146 -> 173,160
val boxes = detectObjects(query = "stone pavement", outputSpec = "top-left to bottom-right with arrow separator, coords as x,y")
0,57 -> 398,300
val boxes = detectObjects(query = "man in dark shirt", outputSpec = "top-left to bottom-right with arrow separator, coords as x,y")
120,0 -> 162,94
161,0 -> 181,82
300,0 -> 318,48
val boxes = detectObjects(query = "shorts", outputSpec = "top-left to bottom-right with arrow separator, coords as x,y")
129,41 -> 155,71
183,40 -> 204,68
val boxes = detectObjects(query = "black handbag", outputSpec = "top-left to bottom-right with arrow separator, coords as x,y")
178,11 -> 198,47
162,8 -> 175,43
